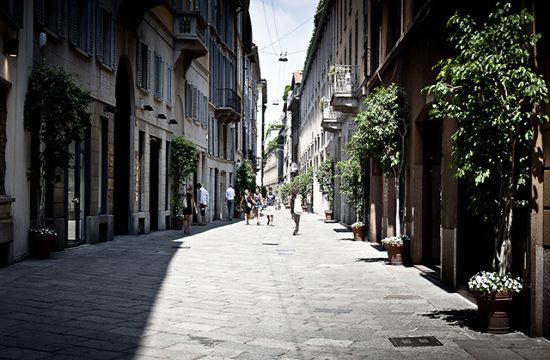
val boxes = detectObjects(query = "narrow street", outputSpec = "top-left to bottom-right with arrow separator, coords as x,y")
0,211 -> 549,360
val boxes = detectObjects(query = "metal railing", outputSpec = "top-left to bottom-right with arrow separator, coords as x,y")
321,97 -> 338,120
331,65 -> 359,95
175,12 -> 206,44
216,88 -> 242,114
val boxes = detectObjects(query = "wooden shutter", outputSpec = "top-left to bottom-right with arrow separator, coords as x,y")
68,0 -> 77,45
87,0 -> 96,55
37,0 -> 45,25
192,86 -> 198,120
111,16 -> 117,70
95,7 -> 104,63
136,41 -> 142,88
147,49 -> 152,91
57,0 -> 67,37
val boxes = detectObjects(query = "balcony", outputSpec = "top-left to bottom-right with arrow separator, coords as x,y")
174,11 -> 208,62
330,65 -> 359,113
321,97 -> 341,133
214,88 -> 242,123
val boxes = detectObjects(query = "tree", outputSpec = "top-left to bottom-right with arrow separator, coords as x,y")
423,3 -> 548,274
316,159 -> 334,212
24,64 -> 93,228
337,158 -> 363,224
349,83 -> 408,235
170,137 -> 198,217
235,160 -> 256,210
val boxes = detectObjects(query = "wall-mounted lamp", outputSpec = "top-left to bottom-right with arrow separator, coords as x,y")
38,32 -> 47,50
168,119 -> 178,125
4,38 -> 18,57
157,113 -> 167,119
104,104 -> 116,113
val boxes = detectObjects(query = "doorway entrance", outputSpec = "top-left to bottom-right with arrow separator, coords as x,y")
66,139 -> 86,246
113,60 -> 132,235
149,137 -> 160,231
422,119 -> 442,271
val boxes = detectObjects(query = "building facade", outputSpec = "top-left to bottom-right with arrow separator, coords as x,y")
0,0 -> 260,264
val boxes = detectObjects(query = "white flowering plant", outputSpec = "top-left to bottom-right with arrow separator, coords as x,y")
29,227 -> 57,236
381,234 -> 410,246
351,221 -> 364,228
468,271 -> 523,296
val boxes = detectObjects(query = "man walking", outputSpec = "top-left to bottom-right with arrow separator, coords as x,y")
225,184 -> 235,221
196,183 -> 209,226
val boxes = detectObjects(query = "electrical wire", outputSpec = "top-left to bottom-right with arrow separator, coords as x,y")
270,0 -> 283,53
261,0 -> 279,55
258,16 -> 314,52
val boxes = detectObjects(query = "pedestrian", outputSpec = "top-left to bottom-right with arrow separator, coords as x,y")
182,185 -> 198,234
240,188 -> 254,225
196,183 -> 209,226
225,184 -> 235,221
265,186 -> 276,226
290,187 -> 303,235
253,186 -> 263,225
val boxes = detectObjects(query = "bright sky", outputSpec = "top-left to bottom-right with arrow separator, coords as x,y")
249,0 -> 317,127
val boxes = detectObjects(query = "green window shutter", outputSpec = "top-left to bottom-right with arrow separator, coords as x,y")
136,41 -> 142,88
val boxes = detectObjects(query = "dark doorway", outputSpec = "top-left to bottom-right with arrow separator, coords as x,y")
149,137 -> 160,231
422,119 -> 442,270
66,139 -> 86,246
214,168 -> 219,220
114,61 -> 132,235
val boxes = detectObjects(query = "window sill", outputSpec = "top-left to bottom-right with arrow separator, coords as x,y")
99,62 -> 114,73
72,45 -> 92,59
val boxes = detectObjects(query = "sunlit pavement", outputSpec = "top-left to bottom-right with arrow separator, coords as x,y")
1,209 -> 549,360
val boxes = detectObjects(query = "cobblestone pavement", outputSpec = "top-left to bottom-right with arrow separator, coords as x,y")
1,210 -> 549,360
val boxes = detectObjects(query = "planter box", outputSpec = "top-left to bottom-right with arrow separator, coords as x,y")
325,211 -> 333,220
476,292 -> 513,333
352,226 -> 364,241
28,232 -> 56,259
171,217 -> 184,230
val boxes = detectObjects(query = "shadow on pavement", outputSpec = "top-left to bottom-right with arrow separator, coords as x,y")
0,229 -> 207,358
420,309 -> 481,331
332,228 -> 352,233
356,257 -> 388,263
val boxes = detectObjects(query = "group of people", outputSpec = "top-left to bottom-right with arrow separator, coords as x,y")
179,183 -> 303,236
240,186 -> 277,226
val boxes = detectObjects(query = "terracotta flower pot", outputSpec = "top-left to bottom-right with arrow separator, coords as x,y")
385,243 -> 404,265
475,292 -> 513,333
171,216 -> 184,230
325,211 -> 333,220
352,226 -> 364,241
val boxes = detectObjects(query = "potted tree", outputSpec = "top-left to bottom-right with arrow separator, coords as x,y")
235,160 -> 256,218
350,83 -> 408,247
423,3 -> 545,332
337,157 -> 364,241
24,64 -> 92,257
316,159 -> 334,221
381,235 -> 410,265
169,136 -> 198,229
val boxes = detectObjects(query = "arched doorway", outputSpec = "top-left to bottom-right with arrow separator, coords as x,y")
114,59 -> 133,235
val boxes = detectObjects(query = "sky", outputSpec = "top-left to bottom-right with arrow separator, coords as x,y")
249,0 -> 317,127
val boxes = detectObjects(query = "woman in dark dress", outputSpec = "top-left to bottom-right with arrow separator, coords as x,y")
240,189 -> 253,225
183,185 -> 197,234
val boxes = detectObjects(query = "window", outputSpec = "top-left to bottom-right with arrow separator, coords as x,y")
96,8 -> 116,69
36,0 -> 65,36
137,41 -> 151,91
69,0 -> 94,54
154,53 -> 164,100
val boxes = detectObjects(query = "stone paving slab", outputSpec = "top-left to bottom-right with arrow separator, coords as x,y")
0,210 -> 549,359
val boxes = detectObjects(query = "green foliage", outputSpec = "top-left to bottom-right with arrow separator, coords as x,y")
169,137 -> 198,216
423,2 -> 548,273
278,182 -> 292,204
304,0 -> 327,69
293,168 -> 313,202
316,159 -> 334,210
265,137 -> 279,154
349,83 -> 408,178
235,160 -> 257,209
337,158 -> 363,222
283,85 -> 291,102
24,63 -> 93,184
